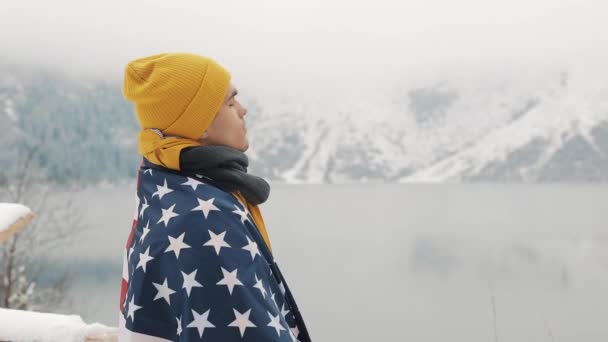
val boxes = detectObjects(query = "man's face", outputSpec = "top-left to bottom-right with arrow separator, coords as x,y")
198,84 -> 249,151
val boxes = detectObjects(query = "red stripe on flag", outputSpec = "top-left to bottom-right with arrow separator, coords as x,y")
119,159 -> 145,313
126,218 -> 137,249
119,278 -> 128,314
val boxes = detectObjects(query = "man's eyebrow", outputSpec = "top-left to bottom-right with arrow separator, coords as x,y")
225,89 -> 238,102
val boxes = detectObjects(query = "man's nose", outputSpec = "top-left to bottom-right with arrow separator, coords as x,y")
241,107 -> 247,117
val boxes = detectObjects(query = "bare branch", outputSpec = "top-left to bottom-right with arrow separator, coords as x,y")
0,145 -> 89,311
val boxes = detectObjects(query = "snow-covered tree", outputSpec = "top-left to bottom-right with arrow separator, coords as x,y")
0,146 -> 86,311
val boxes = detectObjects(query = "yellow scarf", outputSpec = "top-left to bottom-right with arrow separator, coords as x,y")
232,191 -> 273,254
137,129 -> 200,171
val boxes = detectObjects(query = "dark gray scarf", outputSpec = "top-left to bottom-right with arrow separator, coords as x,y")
179,145 -> 270,205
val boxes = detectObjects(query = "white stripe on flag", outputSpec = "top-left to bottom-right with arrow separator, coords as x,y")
122,250 -> 129,282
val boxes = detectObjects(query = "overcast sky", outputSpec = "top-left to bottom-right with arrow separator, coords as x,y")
1,0 -> 607,85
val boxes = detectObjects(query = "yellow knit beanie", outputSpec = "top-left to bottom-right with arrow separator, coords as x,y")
123,53 -> 231,170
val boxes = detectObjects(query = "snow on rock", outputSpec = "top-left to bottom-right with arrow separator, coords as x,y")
0,203 -> 33,241
0,308 -> 117,342
398,66 -> 608,182
4,97 -> 17,122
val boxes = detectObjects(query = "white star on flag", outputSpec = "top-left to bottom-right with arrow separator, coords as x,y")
266,311 -> 287,337
139,197 -> 149,218
203,230 -> 231,255
152,278 -> 176,305
158,204 -> 179,227
191,197 -> 220,219
216,267 -> 244,295
187,309 -> 215,338
139,221 -> 150,243
165,232 -> 191,259
143,168 -> 153,175
228,308 -> 257,337
182,177 -> 204,190
181,269 -> 203,297
152,178 -> 174,199
232,204 -> 251,224
253,274 -> 267,299
126,297 -> 142,322
280,303 -> 291,318
136,246 -> 154,272
176,316 -> 182,336
241,236 -> 261,261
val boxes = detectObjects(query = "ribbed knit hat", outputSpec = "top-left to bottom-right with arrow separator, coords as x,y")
123,53 -> 231,140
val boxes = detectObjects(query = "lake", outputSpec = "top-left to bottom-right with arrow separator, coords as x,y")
43,183 -> 608,341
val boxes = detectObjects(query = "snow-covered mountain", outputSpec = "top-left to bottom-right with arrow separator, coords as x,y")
399,68 -> 608,182
2,62 -> 607,184
244,65 -> 608,183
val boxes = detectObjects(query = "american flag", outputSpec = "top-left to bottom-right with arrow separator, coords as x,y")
119,160 -> 311,341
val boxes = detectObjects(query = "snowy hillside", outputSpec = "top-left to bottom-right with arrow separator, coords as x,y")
400,67 -> 608,182
245,65 -> 608,183
2,62 -> 607,183
0,63 -> 140,184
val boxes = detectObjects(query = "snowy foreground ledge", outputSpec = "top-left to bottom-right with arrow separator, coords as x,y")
0,203 -> 34,242
0,308 -> 118,342
1,204 -> 118,341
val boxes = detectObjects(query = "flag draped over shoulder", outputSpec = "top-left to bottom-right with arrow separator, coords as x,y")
118,161 -> 311,341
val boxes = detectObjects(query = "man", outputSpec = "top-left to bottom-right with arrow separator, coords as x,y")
118,53 -> 311,341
